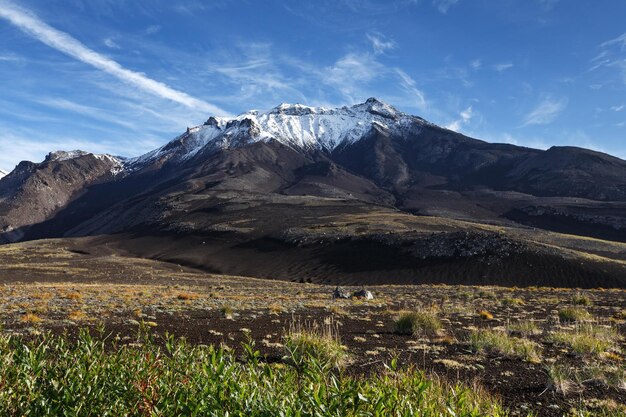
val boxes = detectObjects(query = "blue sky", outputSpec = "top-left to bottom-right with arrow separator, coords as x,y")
0,0 -> 625,170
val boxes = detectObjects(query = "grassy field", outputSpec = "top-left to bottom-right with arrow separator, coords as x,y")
1,239 -> 625,416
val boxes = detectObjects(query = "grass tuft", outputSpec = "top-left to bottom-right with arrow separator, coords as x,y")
558,307 -> 591,323
469,329 -> 541,363
284,319 -> 349,370
549,324 -> 619,356
570,292 -> 591,306
394,311 -> 442,337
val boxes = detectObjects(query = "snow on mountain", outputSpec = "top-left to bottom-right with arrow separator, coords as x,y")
45,150 -> 125,175
126,98 -> 428,170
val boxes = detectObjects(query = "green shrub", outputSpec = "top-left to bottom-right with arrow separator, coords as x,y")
394,311 -> 442,337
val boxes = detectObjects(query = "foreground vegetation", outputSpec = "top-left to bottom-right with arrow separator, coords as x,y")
0,329 -> 510,417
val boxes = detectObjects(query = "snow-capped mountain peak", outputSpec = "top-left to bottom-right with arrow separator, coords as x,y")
127,98 -> 424,171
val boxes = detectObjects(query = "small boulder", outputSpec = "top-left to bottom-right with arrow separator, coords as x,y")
332,286 -> 350,299
352,289 -> 374,300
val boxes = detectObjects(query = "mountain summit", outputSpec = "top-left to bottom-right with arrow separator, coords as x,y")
1,99 -> 625,287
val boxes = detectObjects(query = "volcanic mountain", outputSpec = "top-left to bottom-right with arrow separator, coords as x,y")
2,98 -> 626,287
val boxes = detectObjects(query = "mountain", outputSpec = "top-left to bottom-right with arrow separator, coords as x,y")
0,151 -> 123,241
1,98 -> 625,287
0,169 -> 7,180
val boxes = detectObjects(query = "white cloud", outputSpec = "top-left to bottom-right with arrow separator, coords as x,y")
37,97 -> 139,130
103,37 -> 119,49
0,52 -> 23,62
600,32 -> 626,49
492,62 -> 513,72
145,25 -> 162,35
432,0 -> 458,14
0,1 -> 227,115
536,0 -> 559,10
470,59 -> 481,70
366,33 -> 396,55
325,53 -> 380,91
445,105 -> 473,131
205,42 -> 427,113
591,33 -> 626,84
611,104 -> 624,112
522,96 -> 567,126
394,68 -> 427,111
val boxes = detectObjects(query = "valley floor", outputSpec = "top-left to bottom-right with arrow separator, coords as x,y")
1,239 -> 625,416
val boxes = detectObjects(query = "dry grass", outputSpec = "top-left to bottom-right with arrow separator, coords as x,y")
21,313 -> 43,324
68,310 -> 87,321
176,292 -> 200,300
477,310 -> 494,320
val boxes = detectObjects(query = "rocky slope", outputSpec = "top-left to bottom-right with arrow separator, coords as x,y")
0,151 -> 123,242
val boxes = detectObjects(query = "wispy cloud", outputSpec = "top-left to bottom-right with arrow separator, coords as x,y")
522,96 -> 567,126
37,97 -> 139,130
324,53 -> 381,94
0,52 -> 23,62
432,0 -> 459,14
366,32 -> 396,55
470,59 -> 481,70
205,42 -> 427,113
445,106 -> 473,131
144,24 -> 161,35
536,0 -> 559,11
0,1 -> 227,115
611,104 -> 624,112
103,37 -> 119,49
492,62 -> 513,72
590,33 -> 626,84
